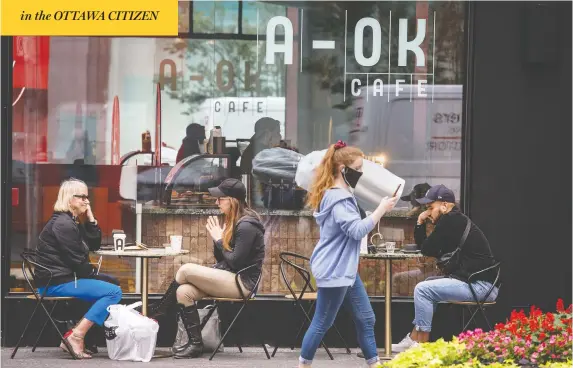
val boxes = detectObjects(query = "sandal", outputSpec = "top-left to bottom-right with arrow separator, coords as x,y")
60,330 -> 92,359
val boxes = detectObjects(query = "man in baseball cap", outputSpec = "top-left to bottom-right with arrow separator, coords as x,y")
392,183 -> 498,353
415,184 -> 456,205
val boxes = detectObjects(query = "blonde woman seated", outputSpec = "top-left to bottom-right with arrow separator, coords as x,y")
148,178 -> 266,359
35,178 -> 122,359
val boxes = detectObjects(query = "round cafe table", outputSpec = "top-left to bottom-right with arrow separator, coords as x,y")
360,251 -> 424,360
95,248 -> 189,316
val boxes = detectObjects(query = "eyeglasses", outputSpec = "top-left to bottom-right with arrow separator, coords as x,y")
73,194 -> 89,200
216,197 -> 230,202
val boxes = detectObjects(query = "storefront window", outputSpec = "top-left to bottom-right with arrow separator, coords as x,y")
9,1 -> 464,297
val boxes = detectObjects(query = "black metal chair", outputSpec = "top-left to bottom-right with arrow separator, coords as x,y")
11,251 -> 77,359
271,252 -> 351,359
445,262 -> 502,331
201,263 -> 270,361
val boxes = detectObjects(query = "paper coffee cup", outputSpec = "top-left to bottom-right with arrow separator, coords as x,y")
170,235 -> 183,252
113,234 -> 126,251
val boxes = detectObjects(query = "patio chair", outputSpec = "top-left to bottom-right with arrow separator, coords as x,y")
444,262 -> 502,331
11,251 -> 77,359
201,263 -> 270,361
271,252 -> 351,359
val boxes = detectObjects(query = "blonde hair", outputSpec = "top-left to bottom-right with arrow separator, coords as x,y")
306,144 -> 364,210
53,178 -> 88,212
221,198 -> 260,251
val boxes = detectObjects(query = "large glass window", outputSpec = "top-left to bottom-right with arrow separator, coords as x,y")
9,1 -> 464,297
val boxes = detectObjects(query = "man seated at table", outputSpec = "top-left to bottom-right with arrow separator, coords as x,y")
392,184 -> 499,353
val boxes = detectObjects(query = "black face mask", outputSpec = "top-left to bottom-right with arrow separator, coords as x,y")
342,167 -> 363,188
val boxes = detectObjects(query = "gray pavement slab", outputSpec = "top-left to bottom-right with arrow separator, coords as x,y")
2,347 -> 369,368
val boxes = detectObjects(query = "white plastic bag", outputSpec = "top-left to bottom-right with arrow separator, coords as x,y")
104,302 -> 159,362
294,149 -> 327,191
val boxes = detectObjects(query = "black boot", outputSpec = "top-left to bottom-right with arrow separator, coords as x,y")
173,304 -> 203,359
137,280 -> 179,318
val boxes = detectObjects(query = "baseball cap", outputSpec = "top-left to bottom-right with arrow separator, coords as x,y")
415,184 -> 456,205
208,178 -> 247,202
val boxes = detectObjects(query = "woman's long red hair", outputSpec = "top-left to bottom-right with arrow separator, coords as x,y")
305,144 -> 363,210
222,198 -> 260,251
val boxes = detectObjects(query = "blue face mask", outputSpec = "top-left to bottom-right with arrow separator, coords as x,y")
342,167 -> 363,188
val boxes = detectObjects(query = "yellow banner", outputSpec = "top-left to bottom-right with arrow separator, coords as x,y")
1,0 -> 178,36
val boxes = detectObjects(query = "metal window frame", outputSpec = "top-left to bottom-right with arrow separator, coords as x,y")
1,36 -> 14,346
0,0 -> 475,313
181,0 -> 286,41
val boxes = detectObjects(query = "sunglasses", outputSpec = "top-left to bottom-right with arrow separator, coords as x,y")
73,194 -> 89,200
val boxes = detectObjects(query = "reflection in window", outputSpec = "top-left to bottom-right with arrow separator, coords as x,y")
178,1 -> 190,33
8,1 -> 466,298
159,38 -> 286,141
242,2 -> 286,35
298,1 -> 465,199
193,1 -> 240,34
169,156 -> 230,206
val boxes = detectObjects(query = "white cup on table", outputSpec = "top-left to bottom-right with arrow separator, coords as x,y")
385,242 -> 396,254
170,235 -> 183,252
113,233 -> 126,251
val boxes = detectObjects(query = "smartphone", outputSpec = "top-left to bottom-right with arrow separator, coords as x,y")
392,184 -> 402,197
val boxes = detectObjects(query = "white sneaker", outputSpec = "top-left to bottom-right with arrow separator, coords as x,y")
391,333 -> 419,353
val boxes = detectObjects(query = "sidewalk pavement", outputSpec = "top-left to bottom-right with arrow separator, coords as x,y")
2,347 -> 369,368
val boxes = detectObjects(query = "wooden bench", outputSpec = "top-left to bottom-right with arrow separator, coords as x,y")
284,292 -> 318,300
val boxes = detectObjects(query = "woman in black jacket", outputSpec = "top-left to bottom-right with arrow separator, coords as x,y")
149,178 -> 266,359
35,178 -> 122,359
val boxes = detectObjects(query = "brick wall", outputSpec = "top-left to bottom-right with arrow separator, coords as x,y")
101,210 -> 437,296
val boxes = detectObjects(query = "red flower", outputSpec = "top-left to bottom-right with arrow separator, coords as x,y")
529,319 -> 539,331
530,305 -> 542,318
495,323 -> 505,330
557,299 -> 565,313
539,332 -> 546,340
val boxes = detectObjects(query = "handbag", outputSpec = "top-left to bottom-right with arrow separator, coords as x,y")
172,305 -> 223,354
436,216 -> 472,274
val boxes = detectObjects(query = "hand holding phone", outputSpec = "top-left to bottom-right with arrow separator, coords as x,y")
392,184 -> 402,198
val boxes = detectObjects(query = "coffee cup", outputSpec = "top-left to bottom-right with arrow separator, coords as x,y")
170,235 -> 183,252
113,233 -> 126,251
385,241 -> 396,254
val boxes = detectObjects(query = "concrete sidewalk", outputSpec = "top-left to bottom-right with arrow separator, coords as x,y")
2,347 -> 369,368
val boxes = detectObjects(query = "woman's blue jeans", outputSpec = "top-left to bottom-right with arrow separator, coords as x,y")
299,277 -> 378,365
38,276 -> 122,326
